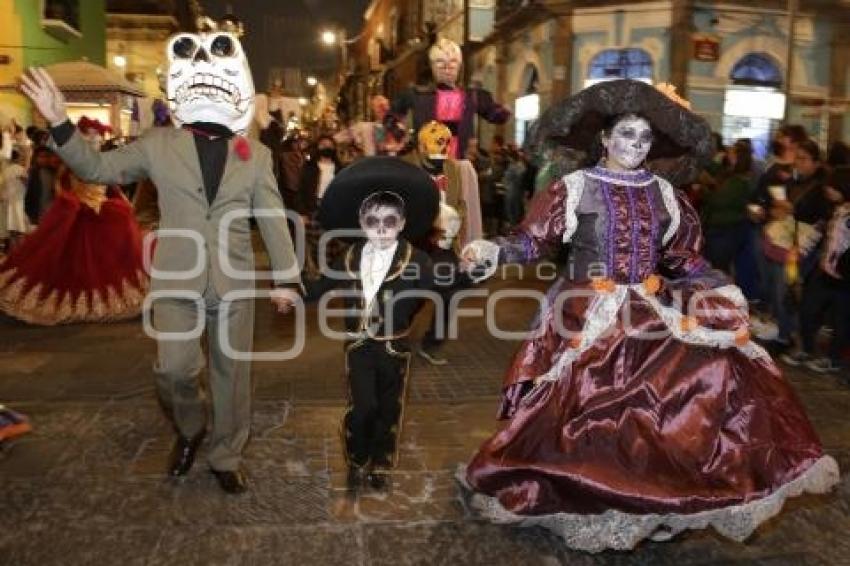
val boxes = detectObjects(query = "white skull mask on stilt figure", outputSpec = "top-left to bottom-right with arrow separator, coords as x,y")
165,31 -> 255,134
437,203 -> 461,250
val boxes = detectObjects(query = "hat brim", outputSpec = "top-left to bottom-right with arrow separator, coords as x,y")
528,80 -> 713,185
317,156 -> 440,240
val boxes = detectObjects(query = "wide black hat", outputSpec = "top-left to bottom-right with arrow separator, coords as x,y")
317,156 -> 439,240
527,80 -> 713,185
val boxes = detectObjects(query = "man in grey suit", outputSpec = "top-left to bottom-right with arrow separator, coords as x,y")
21,35 -> 301,493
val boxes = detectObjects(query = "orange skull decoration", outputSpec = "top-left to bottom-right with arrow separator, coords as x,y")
418,120 -> 452,160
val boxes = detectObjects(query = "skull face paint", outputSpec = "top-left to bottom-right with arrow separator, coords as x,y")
602,115 -> 653,171
360,206 -> 405,250
165,32 -> 255,134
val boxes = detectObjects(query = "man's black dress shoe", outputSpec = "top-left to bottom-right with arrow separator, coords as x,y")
211,469 -> 248,494
167,432 -> 204,477
346,464 -> 366,496
366,469 -> 390,491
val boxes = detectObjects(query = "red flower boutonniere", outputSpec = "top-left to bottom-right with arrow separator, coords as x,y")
234,136 -> 251,161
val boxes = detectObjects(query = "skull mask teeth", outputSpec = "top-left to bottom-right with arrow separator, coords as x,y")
165,32 -> 255,134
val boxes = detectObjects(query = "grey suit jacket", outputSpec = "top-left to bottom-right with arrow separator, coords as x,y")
51,127 -> 302,297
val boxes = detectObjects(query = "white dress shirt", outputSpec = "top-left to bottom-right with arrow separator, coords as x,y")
360,241 -> 398,309
316,160 -> 335,199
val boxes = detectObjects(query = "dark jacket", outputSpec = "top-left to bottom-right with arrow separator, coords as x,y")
296,157 -> 343,215
304,239 -> 435,342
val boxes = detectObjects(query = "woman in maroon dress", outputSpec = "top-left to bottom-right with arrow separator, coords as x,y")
0,118 -> 148,325
459,81 -> 839,552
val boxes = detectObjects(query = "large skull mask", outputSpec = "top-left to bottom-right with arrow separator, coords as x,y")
165,32 -> 255,134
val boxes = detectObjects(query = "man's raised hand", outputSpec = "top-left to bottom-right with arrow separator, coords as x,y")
19,67 -> 68,127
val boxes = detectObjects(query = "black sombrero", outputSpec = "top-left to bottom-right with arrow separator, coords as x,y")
317,156 -> 439,240
527,79 -> 713,185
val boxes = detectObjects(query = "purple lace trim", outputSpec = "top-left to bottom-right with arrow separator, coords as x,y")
601,182 -> 616,279
626,186 -> 640,284
646,187 -> 659,271
587,166 -> 654,186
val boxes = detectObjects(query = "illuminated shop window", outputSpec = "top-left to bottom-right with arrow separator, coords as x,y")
730,52 -> 782,88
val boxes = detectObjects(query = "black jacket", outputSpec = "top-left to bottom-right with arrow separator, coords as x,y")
296,158 -> 343,215
305,239 -> 435,341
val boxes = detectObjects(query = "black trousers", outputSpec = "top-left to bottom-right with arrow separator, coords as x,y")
799,268 -> 850,361
422,286 -> 455,352
343,340 -> 411,468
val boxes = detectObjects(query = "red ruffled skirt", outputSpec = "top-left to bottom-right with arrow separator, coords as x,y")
0,190 -> 149,325
461,276 -> 839,552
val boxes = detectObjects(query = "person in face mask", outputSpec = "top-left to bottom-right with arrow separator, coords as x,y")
296,135 -> 346,278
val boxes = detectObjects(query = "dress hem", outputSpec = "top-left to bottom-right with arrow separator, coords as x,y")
456,455 -> 839,553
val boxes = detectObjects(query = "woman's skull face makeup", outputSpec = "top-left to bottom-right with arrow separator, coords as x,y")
602,116 -> 653,171
360,205 -> 405,250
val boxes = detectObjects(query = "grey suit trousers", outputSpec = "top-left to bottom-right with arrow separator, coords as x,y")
153,284 -> 254,472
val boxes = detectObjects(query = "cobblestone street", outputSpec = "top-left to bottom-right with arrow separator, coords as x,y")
2,271 -> 850,565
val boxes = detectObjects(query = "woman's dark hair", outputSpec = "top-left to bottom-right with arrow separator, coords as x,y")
730,140 -> 753,175
826,141 -> 850,167
315,134 -> 336,147
797,139 -> 821,162
359,190 -> 406,218
778,124 -> 808,146
826,166 -> 850,200
711,132 -> 725,153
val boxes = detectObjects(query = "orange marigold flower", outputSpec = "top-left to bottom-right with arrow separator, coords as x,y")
590,278 -> 615,294
643,275 -> 661,295
569,334 -> 583,349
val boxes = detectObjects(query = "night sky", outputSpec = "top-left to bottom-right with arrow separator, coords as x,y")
200,0 -> 371,94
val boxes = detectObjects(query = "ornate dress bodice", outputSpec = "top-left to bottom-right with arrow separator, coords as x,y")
571,167 -> 672,284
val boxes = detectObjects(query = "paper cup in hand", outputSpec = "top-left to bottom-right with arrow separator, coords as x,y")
768,185 -> 787,201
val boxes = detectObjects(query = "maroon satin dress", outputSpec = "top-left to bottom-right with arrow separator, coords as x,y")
461,167 -> 838,552
0,176 -> 149,325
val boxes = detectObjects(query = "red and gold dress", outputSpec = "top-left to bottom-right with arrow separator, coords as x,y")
460,166 -> 839,551
0,168 -> 149,325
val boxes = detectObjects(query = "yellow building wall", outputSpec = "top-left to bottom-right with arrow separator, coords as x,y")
106,37 -> 167,98
0,0 -> 31,126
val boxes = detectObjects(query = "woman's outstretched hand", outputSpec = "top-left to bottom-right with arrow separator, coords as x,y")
19,67 -> 68,127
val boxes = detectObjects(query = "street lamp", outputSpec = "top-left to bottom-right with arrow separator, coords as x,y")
321,30 -> 337,46
306,76 -> 318,87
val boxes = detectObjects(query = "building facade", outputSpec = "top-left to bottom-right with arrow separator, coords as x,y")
469,0 -> 850,154
349,0 -> 850,156
105,0 -> 200,99
0,0 -> 107,125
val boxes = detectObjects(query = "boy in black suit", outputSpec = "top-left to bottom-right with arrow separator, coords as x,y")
306,158 -> 438,495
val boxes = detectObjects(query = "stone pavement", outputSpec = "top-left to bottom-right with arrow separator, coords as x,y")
1,270 -> 850,565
